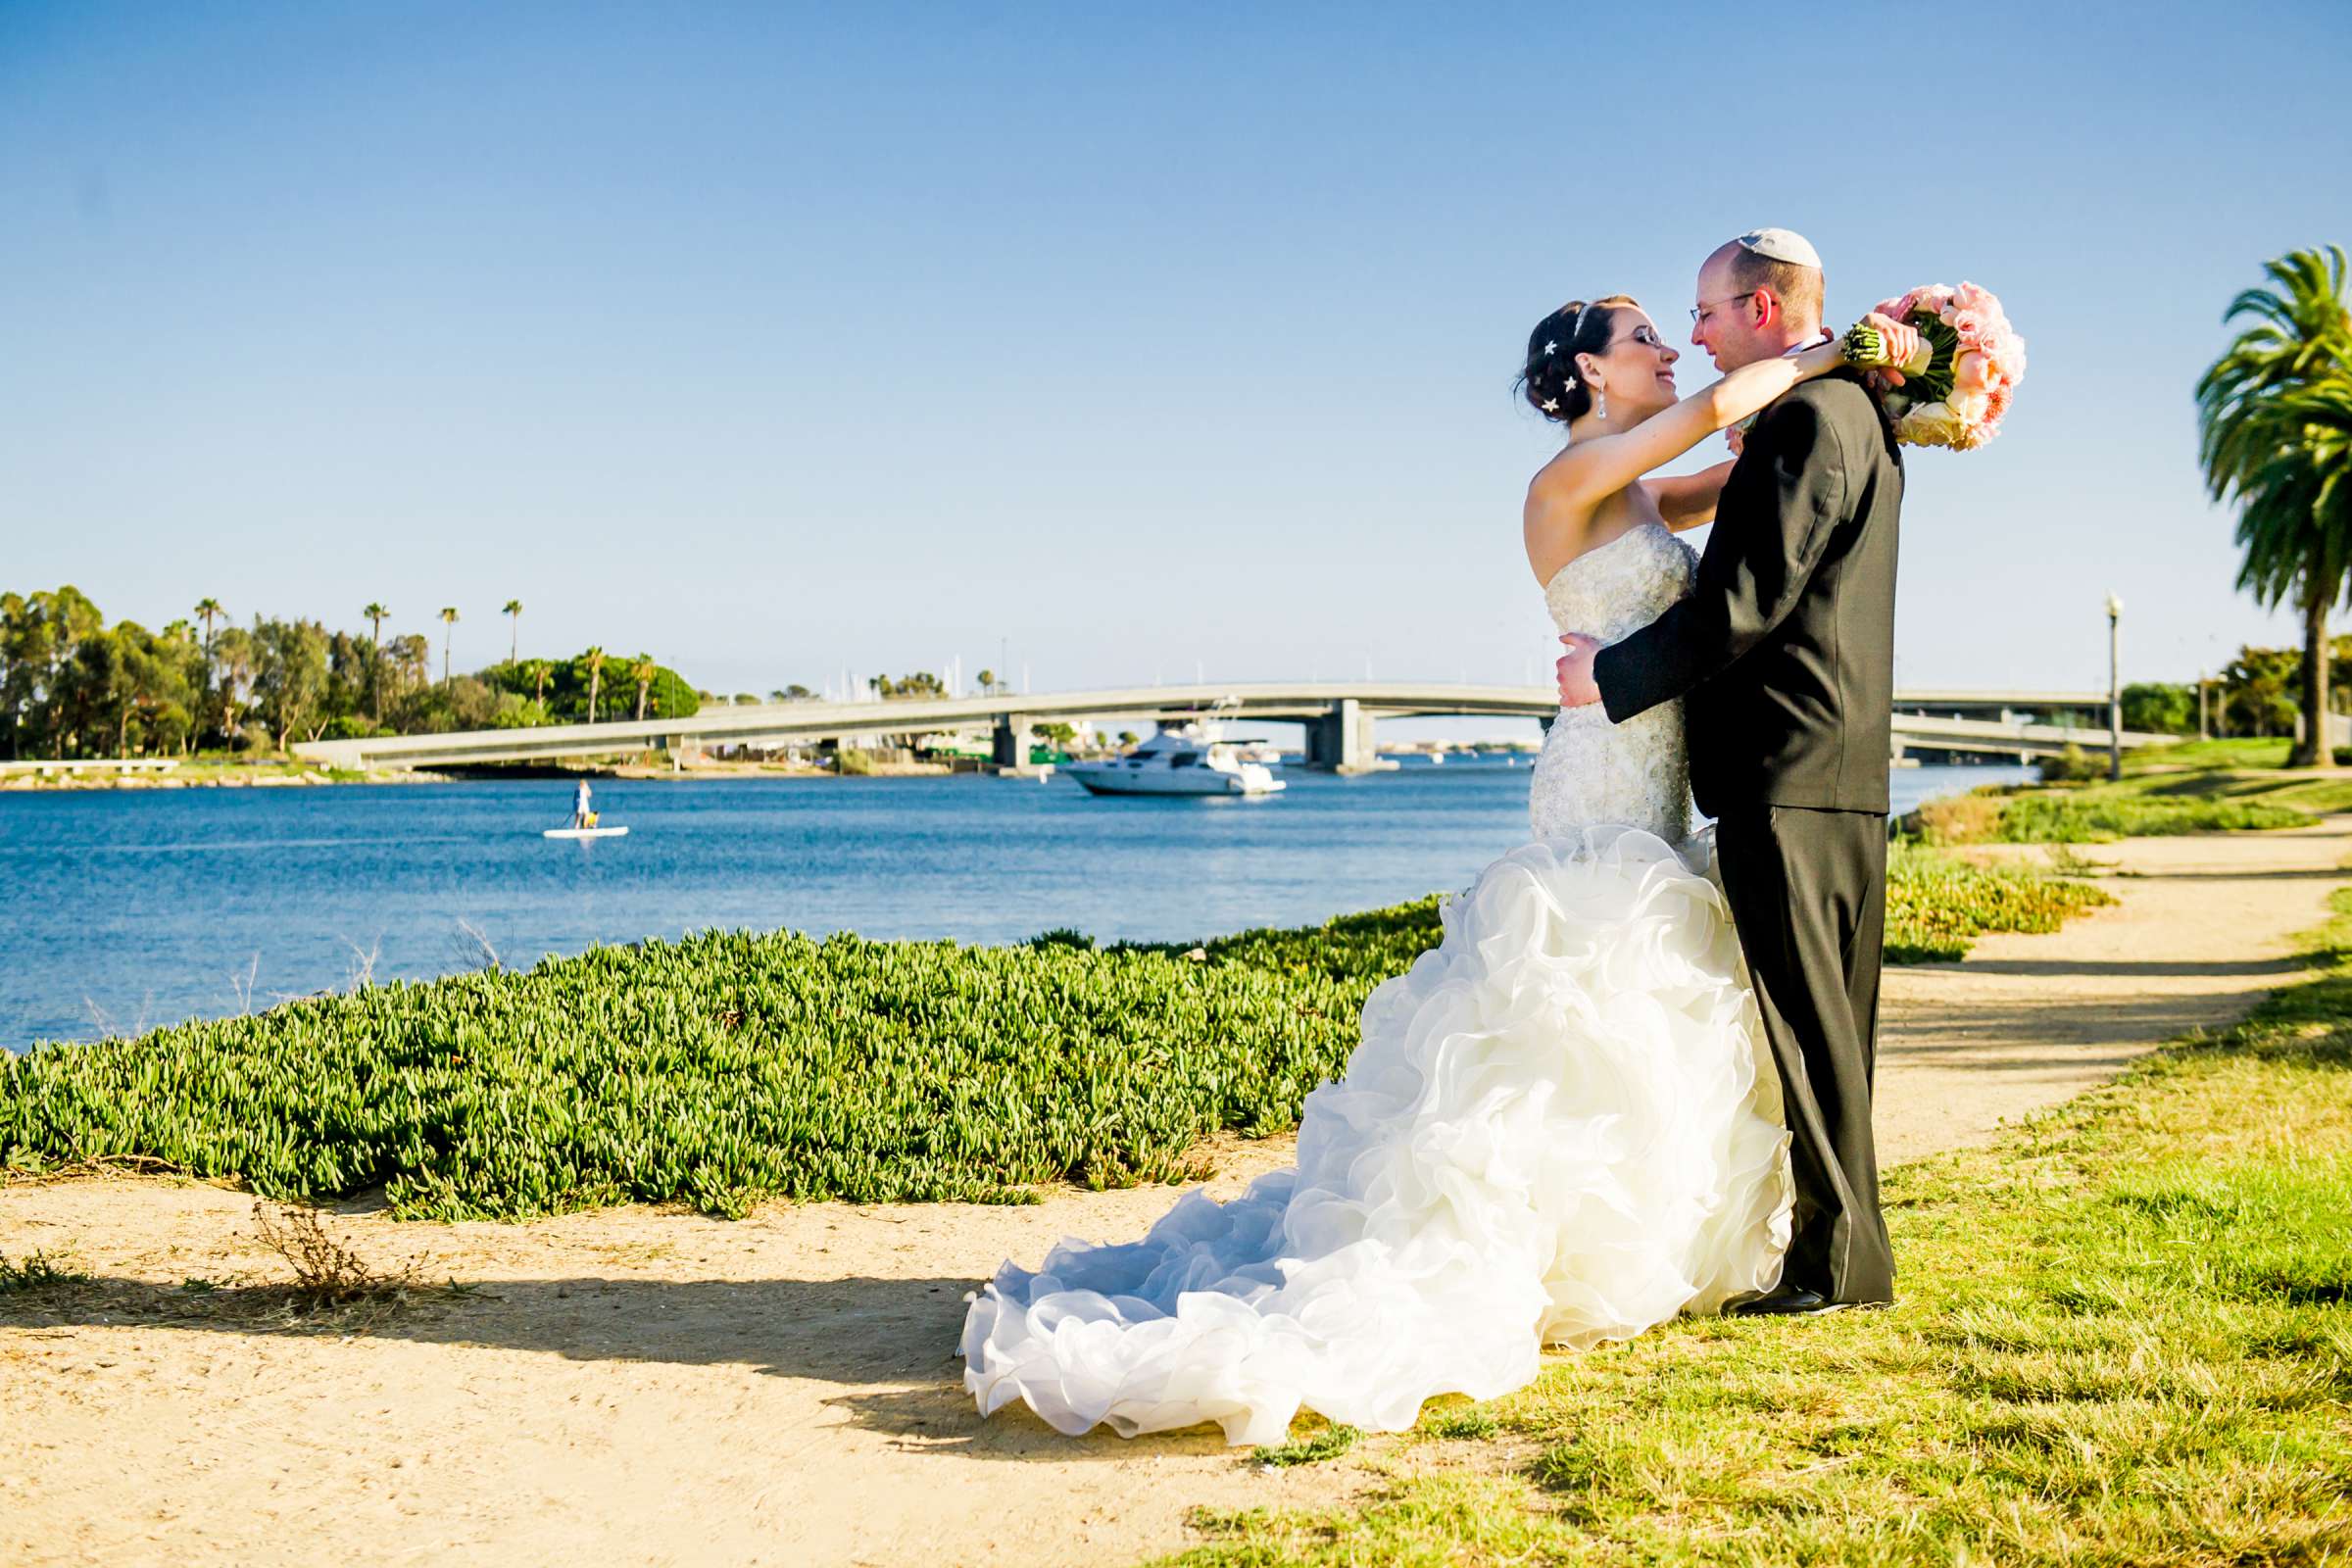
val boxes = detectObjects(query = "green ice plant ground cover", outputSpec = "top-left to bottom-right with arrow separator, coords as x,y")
1,850 -> 2105,1222
1148,893 -> 2352,1568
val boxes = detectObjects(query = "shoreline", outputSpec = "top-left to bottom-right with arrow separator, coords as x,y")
0,760 -> 969,792
0,754 -> 1551,793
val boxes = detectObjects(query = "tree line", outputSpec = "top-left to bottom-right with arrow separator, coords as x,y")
2097,639 -> 2352,742
2195,639 -> 2352,739
1,587 -> 701,760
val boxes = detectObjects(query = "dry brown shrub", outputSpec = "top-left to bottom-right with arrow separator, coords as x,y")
250,1202 -> 421,1309
1912,792 -> 2005,845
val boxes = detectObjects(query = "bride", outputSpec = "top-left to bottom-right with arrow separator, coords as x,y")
959,297 -> 1911,1446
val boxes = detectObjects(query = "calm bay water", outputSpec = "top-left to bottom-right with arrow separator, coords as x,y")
0,760 -> 2026,1050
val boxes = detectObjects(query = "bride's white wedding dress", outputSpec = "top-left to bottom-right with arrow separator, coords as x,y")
960,522 -> 1792,1445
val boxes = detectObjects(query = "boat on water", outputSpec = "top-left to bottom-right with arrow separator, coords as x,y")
547,779 -> 625,838
1065,725 -> 1285,798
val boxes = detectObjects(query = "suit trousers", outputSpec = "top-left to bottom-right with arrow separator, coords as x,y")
1713,805 -> 1896,1305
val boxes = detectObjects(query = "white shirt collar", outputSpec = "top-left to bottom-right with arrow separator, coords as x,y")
1783,330 -> 1834,356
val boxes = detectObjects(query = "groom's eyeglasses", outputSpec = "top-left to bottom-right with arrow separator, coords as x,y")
1689,291 -> 1756,325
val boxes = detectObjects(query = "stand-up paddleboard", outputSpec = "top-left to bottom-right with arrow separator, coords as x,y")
543,825 -> 629,840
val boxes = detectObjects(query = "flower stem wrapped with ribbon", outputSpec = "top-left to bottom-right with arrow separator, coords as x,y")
1839,281 -> 2027,451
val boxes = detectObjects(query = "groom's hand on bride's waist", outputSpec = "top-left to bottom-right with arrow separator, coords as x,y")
1555,633 -> 1602,709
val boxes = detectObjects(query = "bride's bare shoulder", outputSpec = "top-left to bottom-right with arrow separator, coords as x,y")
1524,455 -> 1596,583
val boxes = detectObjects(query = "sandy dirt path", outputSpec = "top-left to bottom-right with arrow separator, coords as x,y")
4,819 -> 2342,1568
1874,815 -> 2345,1159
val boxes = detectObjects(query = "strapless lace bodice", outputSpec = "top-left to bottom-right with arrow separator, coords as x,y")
1531,523 -> 1696,844
1543,520 -> 1696,640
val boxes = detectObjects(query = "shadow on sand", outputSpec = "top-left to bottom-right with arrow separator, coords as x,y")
0,1269 -> 1247,1456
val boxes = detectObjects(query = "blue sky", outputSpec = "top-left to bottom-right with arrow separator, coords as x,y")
4,0 -> 2347,719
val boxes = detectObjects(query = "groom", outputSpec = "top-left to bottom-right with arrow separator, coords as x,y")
1553,227 -> 1901,1314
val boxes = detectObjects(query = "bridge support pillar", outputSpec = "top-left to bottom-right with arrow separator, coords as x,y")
993,714 -> 1041,775
1302,699 -> 1376,772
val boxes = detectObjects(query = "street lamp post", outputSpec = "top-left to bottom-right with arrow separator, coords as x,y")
2105,593 -> 2124,781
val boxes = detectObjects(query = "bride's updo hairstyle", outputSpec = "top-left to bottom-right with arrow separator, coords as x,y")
1519,295 -> 1639,425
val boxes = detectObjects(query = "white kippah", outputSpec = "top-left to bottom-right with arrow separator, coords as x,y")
1734,227 -> 1822,270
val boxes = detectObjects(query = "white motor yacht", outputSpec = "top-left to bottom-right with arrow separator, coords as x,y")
1066,725 -> 1286,797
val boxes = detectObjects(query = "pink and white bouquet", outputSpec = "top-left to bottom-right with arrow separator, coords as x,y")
1841,281 -> 2026,450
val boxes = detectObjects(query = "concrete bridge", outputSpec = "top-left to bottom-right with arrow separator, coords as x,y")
1893,689 -> 2110,719
289,682 -> 2177,774
1886,711 -> 2178,762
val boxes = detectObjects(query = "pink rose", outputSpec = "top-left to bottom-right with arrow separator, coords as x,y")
1953,351 -> 1991,392
1951,281 -> 1995,314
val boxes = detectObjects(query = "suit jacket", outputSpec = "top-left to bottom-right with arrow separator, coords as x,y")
1592,368 -> 1903,816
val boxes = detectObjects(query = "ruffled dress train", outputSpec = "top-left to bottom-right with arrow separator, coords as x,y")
960,825 -> 1793,1445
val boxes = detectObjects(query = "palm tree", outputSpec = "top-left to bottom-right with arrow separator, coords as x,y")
503,599 -> 523,665
363,602 -> 389,720
975,667 -> 996,696
192,597 -> 223,661
2198,245 -> 2352,766
630,653 -> 660,721
582,646 -> 607,722
521,658 -> 554,709
192,597 -> 224,723
437,607 -> 460,686
2221,373 -> 2352,739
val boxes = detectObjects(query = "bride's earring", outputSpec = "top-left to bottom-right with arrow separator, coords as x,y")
1593,385 -> 1607,421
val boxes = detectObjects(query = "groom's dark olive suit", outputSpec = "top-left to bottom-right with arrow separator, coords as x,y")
1592,367 -> 1902,1306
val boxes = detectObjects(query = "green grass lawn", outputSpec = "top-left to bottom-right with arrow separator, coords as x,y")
1149,898 -> 2352,1568
1909,740 -> 2352,844
2115,739 -> 2352,816
2123,736 -> 2295,771
0,850 -> 2106,1221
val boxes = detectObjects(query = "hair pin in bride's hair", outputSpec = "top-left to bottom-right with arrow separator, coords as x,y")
1544,340 -> 1558,355
1542,398 -> 1560,413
